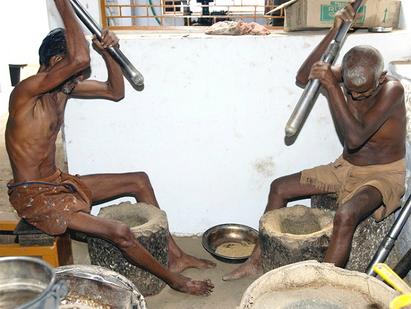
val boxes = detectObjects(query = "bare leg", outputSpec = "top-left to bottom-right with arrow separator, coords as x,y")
223,172 -> 330,281
68,212 -> 213,295
325,185 -> 382,267
79,172 -> 216,272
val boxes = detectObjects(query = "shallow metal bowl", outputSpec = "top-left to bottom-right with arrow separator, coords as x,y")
202,223 -> 258,263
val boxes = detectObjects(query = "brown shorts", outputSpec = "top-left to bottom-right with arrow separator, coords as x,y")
8,169 -> 92,235
300,156 -> 406,222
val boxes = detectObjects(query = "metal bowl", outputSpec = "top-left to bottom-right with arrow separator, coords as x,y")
202,223 -> 258,263
368,26 -> 392,33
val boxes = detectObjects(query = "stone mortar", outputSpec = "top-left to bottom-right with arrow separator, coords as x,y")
260,205 -> 334,273
87,202 -> 168,296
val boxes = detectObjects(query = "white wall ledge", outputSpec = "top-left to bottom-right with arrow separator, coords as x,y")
112,28 -> 410,39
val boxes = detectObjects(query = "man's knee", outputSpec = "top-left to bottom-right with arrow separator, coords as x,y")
269,177 -> 289,198
110,223 -> 135,249
130,171 -> 151,191
333,205 -> 358,231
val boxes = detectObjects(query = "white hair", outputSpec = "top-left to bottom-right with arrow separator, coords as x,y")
342,45 -> 384,87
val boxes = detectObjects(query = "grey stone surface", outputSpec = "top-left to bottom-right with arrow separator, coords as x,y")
88,202 -> 169,296
312,194 -> 400,272
260,205 -> 334,273
19,234 -> 54,246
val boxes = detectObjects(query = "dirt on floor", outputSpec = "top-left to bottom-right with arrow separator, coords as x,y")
72,236 -> 259,309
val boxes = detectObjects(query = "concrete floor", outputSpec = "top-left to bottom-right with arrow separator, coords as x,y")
72,236 -> 259,309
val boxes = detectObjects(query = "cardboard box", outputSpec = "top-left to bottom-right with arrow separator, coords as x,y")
284,0 -> 401,31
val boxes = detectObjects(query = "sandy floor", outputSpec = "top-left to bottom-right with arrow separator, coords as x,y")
72,236 -> 259,309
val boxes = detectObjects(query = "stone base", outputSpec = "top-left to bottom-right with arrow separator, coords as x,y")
88,202 -> 168,296
260,205 -> 334,273
312,194 -> 400,272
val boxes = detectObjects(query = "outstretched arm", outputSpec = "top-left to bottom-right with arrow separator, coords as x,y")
70,29 -> 125,101
295,2 -> 355,87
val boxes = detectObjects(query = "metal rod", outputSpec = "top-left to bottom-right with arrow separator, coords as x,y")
69,0 -> 145,91
366,194 -> 411,276
285,0 -> 363,138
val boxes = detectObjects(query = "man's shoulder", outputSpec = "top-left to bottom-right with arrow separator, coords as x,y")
384,75 -> 403,88
380,77 -> 404,100
9,75 -> 45,111
16,72 -> 47,90
11,75 -> 40,99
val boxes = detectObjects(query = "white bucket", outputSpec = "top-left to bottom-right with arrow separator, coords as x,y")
239,260 -> 399,309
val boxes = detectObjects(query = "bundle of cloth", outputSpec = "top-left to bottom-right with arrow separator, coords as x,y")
205,21 -> 271,35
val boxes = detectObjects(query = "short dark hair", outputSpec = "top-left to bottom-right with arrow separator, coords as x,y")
38,28 -> 67,66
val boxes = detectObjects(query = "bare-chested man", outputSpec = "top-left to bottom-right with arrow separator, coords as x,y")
6,0 -> 214,295
223,2 -> 406,281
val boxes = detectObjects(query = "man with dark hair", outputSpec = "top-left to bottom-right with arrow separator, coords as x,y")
38,28 -> 67,66
6,0 -> 214,295
223,3 -> 406,281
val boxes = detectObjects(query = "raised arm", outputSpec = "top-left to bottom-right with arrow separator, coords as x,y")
295,2 -> 355,87
24,0 -> 90,96
70,29 -> 125,101
310,60 -> 404,150
330,80 -> 403,150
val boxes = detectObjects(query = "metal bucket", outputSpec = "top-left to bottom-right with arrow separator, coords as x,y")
56,265 -> 147,309
0,256 -> 67,309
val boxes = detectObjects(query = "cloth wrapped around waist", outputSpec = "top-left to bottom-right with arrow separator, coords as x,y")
8,169 -> 92,235
301,156 -> 406,222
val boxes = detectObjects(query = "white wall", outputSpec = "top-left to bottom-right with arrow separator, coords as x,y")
5,1 -> 409,235
61,30 -> 411,234
47,0 -> 101,34
399,0 -> 411,29
0,1 -> 49,114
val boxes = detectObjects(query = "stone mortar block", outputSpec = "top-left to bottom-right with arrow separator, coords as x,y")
88,202 -> 168,296
311,194 -> 400,272
260,205 -> 334,273
260,232 -> 330,273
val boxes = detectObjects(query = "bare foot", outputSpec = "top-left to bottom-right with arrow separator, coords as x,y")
170,275 -> 214,296
222,259 -> 262,281
169,253 -> 216,273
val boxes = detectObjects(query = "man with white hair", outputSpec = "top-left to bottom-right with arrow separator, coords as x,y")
223,2 -> 406,281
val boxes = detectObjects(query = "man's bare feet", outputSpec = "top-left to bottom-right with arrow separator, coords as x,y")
170,275 -> 214,296
169,252 -> 216,273
222,258 -> 263,281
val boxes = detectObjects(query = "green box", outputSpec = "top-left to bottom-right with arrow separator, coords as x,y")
320,2 -> 366,24
284,0 -> 400,31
